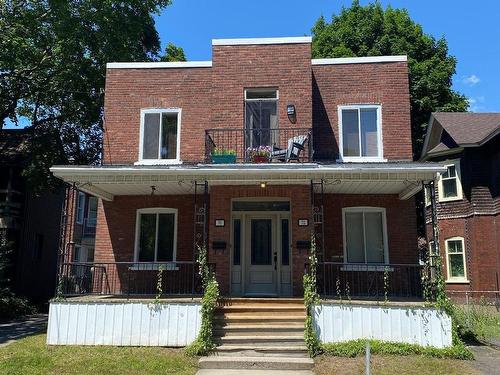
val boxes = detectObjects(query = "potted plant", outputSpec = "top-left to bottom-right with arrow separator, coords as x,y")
211,148 -> 237,164
246,145 -> 272,163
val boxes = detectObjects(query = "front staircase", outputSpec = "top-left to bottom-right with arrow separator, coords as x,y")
197,298 -> 314,374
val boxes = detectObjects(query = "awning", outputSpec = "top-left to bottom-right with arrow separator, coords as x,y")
50,162 -> 446,201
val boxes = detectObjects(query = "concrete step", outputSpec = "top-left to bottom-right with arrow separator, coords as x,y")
217,335 -> 305,346
215,344 -> 308,357
219,298 -> 304,306
214,315 -> 305,324
217,305 -> 306,313
214,325 -> 304,336
198,356 -> 314,370
197,370 -> 313,375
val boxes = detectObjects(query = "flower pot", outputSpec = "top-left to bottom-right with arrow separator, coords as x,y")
252,155 -> 269,163
211,154 -> 236,164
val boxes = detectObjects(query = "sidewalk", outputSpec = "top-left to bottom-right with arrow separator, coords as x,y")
468,343 -> 500,375
0,314 -> 48,347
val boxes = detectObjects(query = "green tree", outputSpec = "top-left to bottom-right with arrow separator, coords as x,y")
311,1 -> 468,158
0,0 -> 174,188
161,42 -> 187,62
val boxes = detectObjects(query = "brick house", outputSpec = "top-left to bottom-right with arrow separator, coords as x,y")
421,112 -> 500,300
47,37 -> 454,350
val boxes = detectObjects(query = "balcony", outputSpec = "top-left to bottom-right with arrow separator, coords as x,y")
205,128 -> 313,164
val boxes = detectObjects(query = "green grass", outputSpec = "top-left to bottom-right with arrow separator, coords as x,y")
0,333 -> 197,375
454,303 -> 500,342
321,339 -> 473,360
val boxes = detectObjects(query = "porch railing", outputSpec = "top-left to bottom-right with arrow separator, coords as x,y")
315,262 -> 427,300
205,127 -> 313,163
58,261 -> 215,297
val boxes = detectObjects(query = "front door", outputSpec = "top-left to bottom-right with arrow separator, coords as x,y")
245,215 -> 277,295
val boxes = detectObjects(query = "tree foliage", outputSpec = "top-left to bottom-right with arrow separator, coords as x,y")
0,0 -> 178,188
311,1 -> 468,158
160,43 -> 186,62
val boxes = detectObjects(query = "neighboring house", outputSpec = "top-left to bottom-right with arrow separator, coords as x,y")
48,37 -> 451,349
421,112 -> 500,300
0,129 -> 65,303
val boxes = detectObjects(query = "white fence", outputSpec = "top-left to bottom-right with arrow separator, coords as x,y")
313,303 -> 452,348
47,301 -> 201,346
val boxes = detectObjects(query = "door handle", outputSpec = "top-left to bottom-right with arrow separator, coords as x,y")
273,252 -> 277,270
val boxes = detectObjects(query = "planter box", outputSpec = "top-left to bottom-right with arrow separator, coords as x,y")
252,155 -> 269,163
211,154 -> 237,164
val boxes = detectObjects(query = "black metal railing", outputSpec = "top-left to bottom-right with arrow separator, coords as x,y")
315,262 -> 427,300
205,127 -> 313,163
58,261 -> 215,297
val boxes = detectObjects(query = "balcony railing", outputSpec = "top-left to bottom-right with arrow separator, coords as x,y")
205,127 -> 313,163
314,262 -> 428,300
58,261 -> 215,297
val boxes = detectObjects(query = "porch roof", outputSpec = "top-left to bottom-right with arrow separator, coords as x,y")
50,162 -> 445,201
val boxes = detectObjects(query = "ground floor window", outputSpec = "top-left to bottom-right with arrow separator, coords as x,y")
342,207 -> 388,264
445,237 -> 467,282
134,208 -> 177,262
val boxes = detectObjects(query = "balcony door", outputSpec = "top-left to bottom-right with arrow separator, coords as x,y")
244,89 -> 278,149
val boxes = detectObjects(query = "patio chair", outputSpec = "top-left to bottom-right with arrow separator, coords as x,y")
269,134 -> 308,162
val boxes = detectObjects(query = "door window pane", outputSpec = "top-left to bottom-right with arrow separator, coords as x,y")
138,213 -> 156,261
245,92 -> 278,148
281,219 -> 289,266
143,113 -> 160,159
342,109 -> 360,157
233,219 -> 241,265
232,201 -> 290,212
365,212 -> 384,263
360,108 -> 378,157
157,213 -> 175,261
161,113 -> 178,159
345,212 -> 364,262
251,219 -> 272,265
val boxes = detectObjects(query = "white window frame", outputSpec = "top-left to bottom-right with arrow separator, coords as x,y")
87,196 -> 98,226
342,207 -> 389,266
338,104 -> 384,162
445,236 -> 468,283
133,208 -> 178,268
136,108 -> 182,165
76,192 -> 85,224
244,88 -> 279,101
438,159 -> 463,202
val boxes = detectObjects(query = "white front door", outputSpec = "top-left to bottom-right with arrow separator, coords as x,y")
245,215 -> 278,295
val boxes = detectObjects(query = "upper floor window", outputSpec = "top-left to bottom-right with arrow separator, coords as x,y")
245,89 -> 278,147
138,109 -> 181,164
342,207 -> 388,264
87,197 -> 98,227
438,160 -> 463,202
76,192 -> 85,224
445,237 -> 467,282
134,208 -> 177,263
339,105 -> 383,161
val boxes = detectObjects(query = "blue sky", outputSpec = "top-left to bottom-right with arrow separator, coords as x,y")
155,0 -> 500,112
4,0 -> 498,129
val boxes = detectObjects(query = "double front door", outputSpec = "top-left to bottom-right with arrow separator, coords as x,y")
232,213 -> 291,296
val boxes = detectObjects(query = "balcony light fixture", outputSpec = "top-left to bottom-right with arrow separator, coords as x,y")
260,182 -> 267,188
287,104 -> 296,123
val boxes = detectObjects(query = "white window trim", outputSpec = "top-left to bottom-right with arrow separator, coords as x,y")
338,104 -> 385,162
445,237 -> 468,283
76,192 -> 85,224
87,196 -> 98,226
438,159 -> 463,202
342,207 -> 389,266
244,88 -> 279,101
133,208 -> 178,270
136,108 -> 182,165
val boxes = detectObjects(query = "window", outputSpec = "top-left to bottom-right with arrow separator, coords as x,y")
342,207 -> 388,264
134,208 -> 177,262
424,184 -> 432,207
245,89 -> 278,148
339,105 -> 383,161
139,109 -> 181,164
73,245 -> 81,262
87,197 -> 98,226
438,160 -> 463,202
233,219 -> 241,266
445,237 -> 467,282
76,192 -> 85,224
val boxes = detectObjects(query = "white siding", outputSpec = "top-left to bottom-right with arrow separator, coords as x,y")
313,303 -> 452,348
47,301 -> 201,346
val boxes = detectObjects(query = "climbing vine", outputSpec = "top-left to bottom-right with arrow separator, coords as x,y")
303,235 -> 321,357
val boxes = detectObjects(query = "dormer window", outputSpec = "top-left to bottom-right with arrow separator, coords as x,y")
438,160 -> 463,202
338,105 -> 383,162
138,109 -> 181,164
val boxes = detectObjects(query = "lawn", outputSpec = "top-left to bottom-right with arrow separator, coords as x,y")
454,303 -> 500,342
314,354 -> 481,375
0,333 -> 197,375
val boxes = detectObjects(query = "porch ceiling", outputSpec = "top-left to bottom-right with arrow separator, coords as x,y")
50,162 -> 445,201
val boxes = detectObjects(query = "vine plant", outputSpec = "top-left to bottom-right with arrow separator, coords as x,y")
303,235 -> 321,357
185,245 -> 219,356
